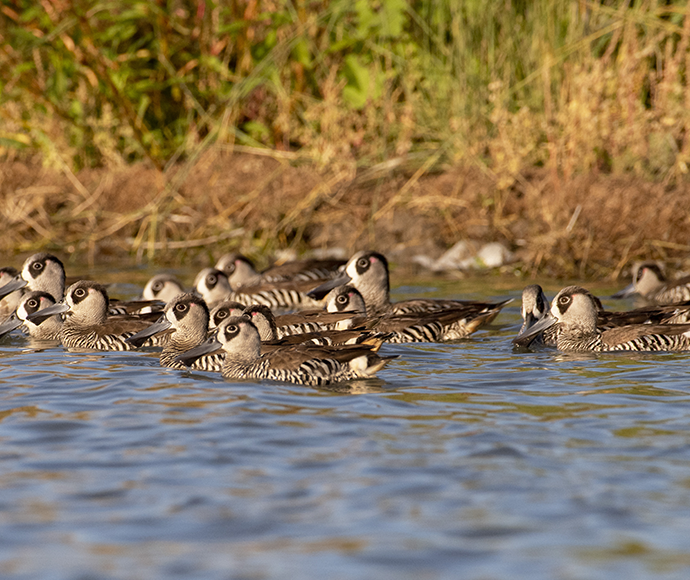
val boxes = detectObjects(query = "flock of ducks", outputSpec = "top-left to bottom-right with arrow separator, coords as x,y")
2,251 -> 690,387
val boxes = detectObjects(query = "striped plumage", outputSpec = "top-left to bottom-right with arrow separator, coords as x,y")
26,280 -> 166,351
243,304 -> 389,350
0,291 -> 63,341
215,253 -> 345,287
516,285 -> 690,352
614,262 -> 690,304
271,309 -> 367,337
516,285 -> 565,348
209,288 -> 365,338
178,316 -> 395,386
194,267 -> 322,312
0,253 -> 66,303
1,254 -> 161,317
371,306 -> 504,343
308,251 -> 510,342
515,284 -> 690,348
320,277 -> 507,344
126,293 -> 225,372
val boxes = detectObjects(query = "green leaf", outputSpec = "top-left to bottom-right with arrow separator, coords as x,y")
381,0 -> 406,37
342,54 -> 369,109
292,38 -> 312,68
0,138 -> 29,149
242,120 -> 270,142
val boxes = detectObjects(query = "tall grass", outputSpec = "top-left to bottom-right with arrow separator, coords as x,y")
2,0 -> 690,269
4,0 -> 689,173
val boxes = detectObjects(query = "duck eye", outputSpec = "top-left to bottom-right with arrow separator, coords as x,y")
28,299 -> 37,308
74,288 -> 86,297
153,282 -> 163,291
336,295 -> 347,304
558,295 -> 570,305
32,262 -> 43,271
226,324 -> 237,334
217,310 -> 227,319
357,258 -> 368,268
208,275 -> 216,284
175,303 -> 187,312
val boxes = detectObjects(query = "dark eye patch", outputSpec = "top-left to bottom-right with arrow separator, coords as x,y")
556,294 -> 572,315
72,287 -> 88,304
355,257 -> 370,274
174,302 -> 191,320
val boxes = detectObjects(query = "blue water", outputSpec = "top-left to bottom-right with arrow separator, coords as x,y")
1,272 -> 690,579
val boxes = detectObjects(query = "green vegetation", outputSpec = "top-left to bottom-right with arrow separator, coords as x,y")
2,1 -> 690,272
5,0 -> 690,174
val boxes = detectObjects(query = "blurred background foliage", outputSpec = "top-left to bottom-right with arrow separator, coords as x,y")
2,0 -> 690,181
3,1 -> 690,274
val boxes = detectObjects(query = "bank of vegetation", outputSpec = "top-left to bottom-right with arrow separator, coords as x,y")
2,0 -> 690,277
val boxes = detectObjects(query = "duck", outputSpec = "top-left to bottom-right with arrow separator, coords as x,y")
516,284 -> 592,348
209,297 -> 364,336
309,253 -> 511,341
26,280 -> 166,351
613,261 -> 690,304
514,285 -> 690,351
515,284 -> 690,348
176,316 -> 396,386
0,253 -> 66,302
208,299 -> 247,330
242,304 -> 389,350
325,283 -> 496,342
141,274 -> 186,303
125,293 -> 224,371
322,285 -> 368,330
215,252 -> 345,288
0,266 -> 22,319
210,286 -> 365,337
194,267 -> 322,311
0,291 -> 63,341
0,253 -> 161,316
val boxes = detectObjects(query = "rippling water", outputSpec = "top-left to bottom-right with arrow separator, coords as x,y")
1,270 -> 690,579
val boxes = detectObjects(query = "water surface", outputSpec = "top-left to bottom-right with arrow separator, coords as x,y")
1,270 -> 690,579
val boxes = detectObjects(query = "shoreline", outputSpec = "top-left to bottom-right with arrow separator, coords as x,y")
3,148 -> 690,282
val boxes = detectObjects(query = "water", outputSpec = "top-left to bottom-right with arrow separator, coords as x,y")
1,270 -> 690,579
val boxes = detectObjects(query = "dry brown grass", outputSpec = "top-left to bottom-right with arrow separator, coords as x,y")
3,145 -> 690,281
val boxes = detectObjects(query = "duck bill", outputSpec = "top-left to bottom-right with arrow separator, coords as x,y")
512,314 -> 557,348
0,314 -> 22,338
307,273 -> 352,300
518,311 -> 538,336
0,277 -> 27,299
125,317 -> 172,348
611,283 -> 636,299
175,339 -> 222,367
26,303 -> 70,325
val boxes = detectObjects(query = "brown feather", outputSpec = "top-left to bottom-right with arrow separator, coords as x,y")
601,323 -> 690,346
264,343 -> 377,370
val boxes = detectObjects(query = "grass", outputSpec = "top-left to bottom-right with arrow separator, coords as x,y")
2,1 -> 690,277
